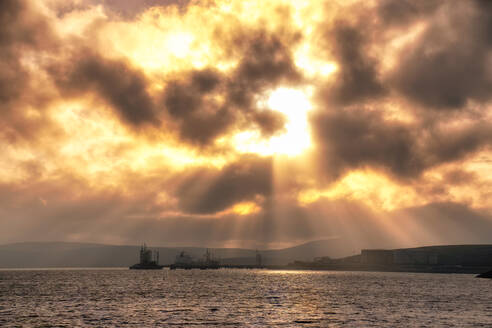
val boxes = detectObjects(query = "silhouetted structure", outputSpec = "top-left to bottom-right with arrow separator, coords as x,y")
288,245 -> 492,273
129,243 -> 164,270
255,249 -> 263,267
170,249 -> 220,269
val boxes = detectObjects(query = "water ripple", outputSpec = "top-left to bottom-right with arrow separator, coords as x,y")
0,269 -> 491,327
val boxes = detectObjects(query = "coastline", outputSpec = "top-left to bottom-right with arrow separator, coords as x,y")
0,265 -> 490,275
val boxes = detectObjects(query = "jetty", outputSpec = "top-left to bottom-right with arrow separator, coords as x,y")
169,249 -> 264,270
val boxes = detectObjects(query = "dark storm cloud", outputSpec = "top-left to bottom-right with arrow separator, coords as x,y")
311,0 -> 492,181
225,31 -> 298,134
4,1 -> 297,147
176,155 -> 273,214
0,0 -> 51,48
312,109 -> 420,180
0,0 -> 60,143
325,22 -> 386,105
312,108 -> 492,180
251,111 -> 286,136
163,69 -> 235,145
53,52 -> 158,126
163,31 -> 298,145
390,0 -> 492,110
377,0 -> 440,26
2,1 -> 298,147
3,0 -> 492,251
316,0 -> 491,111
424,122 -> 492,165
230,31 -> 301,96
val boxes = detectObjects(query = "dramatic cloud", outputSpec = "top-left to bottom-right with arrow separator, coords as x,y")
0,0 -> 491,250
312,108 -> 492,181
376,0 -> 440,26
54,51 -> 158,127
390,0 -> 492,109
312,108 -> 419,180
0,0 -> 57,142
176,155 -> 272,214
163,30 -> 299,145
323,22 -> 386,105
311,0 -> 492,181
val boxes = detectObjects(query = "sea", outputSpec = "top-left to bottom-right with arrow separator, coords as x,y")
0,269 -> 491,327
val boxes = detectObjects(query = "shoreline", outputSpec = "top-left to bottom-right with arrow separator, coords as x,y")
0,265 -> 490,275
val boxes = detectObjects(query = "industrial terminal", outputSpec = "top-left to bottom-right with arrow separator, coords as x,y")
288,245 -> 492,274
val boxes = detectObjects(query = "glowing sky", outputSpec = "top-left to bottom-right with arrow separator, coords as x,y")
1,0 -> 492,251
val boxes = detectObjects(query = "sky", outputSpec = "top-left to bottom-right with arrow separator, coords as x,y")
1,0 -> 492,251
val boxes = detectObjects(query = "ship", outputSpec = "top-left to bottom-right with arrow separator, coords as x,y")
170,249 -> 220,270
129,243 -> 164,270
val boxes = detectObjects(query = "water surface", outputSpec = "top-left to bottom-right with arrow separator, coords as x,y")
1,269 -> 491,327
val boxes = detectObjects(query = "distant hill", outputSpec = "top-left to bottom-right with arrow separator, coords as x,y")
0,239 -> 348,268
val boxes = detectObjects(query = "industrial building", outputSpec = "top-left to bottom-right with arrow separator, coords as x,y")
360,245 -> 492,267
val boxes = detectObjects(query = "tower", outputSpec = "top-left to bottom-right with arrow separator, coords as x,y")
255,249 -> 262,267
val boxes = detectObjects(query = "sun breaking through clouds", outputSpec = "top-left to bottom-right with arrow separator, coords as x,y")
1,0 -> 492,251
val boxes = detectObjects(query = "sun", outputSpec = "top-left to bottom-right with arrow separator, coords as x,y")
233,87 -> 314,156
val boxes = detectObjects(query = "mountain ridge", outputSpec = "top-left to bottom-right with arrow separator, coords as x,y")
2,240 -> 491,268
0,239 -> 347,268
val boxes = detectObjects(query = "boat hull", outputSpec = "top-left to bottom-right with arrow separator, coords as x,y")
170,264 -> 220,270
129,264 -> 164,270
